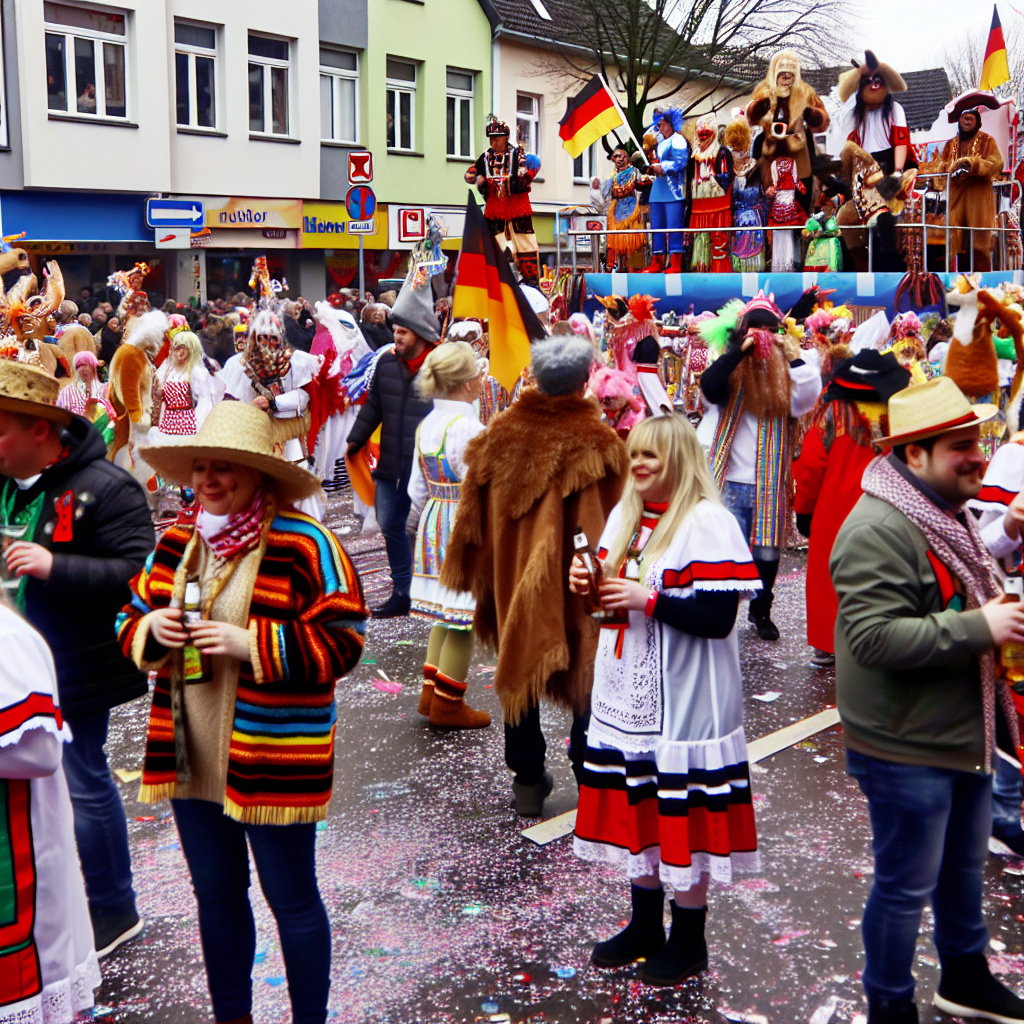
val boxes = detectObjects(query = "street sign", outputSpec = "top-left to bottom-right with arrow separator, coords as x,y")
154,228 -> 191,249
146,198 -> 205,229
345,185 -> 376,222
348,151 -> 373,184
347,219 -> 376,235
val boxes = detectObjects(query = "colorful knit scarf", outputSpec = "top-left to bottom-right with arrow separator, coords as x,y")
196,487 -> 267,561
861,455 -> 1018,772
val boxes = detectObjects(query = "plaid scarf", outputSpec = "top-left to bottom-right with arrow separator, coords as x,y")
196,487 -> 267,561
861,455 -> 1018,771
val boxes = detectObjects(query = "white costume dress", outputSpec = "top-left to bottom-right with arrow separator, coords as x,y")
0,607 -> 100,1024
148,364 -> 224,443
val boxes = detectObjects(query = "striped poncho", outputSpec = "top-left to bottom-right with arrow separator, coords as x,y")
117,507 -> 367,824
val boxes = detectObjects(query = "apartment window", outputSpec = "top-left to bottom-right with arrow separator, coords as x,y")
573,143 -> 597,183
175,21 -> 217,130
44,2 -> 127,119
516,93 -> 540,155
386,58 -> 416,152
446,69 -> 474,159
320,48 -> 358,144
248,34 -> 289,136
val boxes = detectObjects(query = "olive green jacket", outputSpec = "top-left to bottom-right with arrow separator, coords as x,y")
830,493 -> 995,773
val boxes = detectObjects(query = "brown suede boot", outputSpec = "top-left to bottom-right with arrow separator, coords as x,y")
429,671 -> 491,729
418,663 -> 438,716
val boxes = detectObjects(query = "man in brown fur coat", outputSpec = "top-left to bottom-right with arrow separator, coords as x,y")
442,336 -> 627,817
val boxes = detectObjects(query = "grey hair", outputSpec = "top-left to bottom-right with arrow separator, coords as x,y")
531,337 -> 593,396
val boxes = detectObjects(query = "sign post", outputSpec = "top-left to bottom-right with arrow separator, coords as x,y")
345,185 -> 377,300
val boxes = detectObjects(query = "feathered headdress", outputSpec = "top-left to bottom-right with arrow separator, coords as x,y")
106,262 -> 150,297
651,107 -> 685,135
698,298 -> 745,356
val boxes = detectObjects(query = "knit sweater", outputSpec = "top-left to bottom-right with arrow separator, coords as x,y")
117,507 -> 368,823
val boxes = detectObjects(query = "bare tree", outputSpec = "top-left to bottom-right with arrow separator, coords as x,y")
536,0 -> 857,146
944,22 -> 1024,98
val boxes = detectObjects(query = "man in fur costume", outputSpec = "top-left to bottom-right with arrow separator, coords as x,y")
441,337 -> 627,817
696,292 -> 822,641
689,113 -> 734,273
107,309 -> 166,468
643,107 -> 690,274
937,96 -> 1004,272
747,50 -> 829,270
466,116 -> 541,285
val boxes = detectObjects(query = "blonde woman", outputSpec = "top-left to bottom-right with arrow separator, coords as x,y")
150,331 -> 223,442
407,341 -> 491,729
568,415 -> 761,985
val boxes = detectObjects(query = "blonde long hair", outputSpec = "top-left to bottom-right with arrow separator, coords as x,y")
158,331 -> 204,383
604,415 -> 721,576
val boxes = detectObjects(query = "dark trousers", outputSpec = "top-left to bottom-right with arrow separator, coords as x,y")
172,798 -> 331,1024
62,709 -> 136,916
374,476 -> 413,599
992,752 -> 1024,837
847,749 -> 990,1001
505,703 -> 590,786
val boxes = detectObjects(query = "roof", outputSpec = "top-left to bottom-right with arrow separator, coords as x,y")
801,66 -> 953,131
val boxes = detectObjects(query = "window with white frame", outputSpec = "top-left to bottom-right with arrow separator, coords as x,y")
573,143 -> 598,183
248,33 -> 289,136
516,93 -> 540,156
320,48 -> 358,144
174,20 -> 217,130
386,58 -> 416,151
44,2 -> 127,119
446,69 -> 474,159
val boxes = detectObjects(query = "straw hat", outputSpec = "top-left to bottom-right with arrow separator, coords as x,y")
0,359 -> 72,424
877,376 -> 999,446
139,401 -> 321,503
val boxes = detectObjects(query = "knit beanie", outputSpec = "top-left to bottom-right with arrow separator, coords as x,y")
390,270 -> 441,343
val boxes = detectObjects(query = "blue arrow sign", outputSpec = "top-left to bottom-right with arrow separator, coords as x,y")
146,198 -> 205,229
345,186 -> 376,223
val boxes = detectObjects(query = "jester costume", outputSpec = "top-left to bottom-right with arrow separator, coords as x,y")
602,166 -> 650,266
689,115 -> 734,273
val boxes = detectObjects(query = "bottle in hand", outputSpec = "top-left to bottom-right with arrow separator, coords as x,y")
1001,570 -> 1024,690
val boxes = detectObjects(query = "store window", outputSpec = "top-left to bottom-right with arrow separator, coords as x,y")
573,143 -> 597,183
446,69 -> 474,159
320,48 -> 358,144
386,58 -> 416,152
44,2 -> 127,119
174,20 -> 217,130
248,33 -> 289,136
516,93 -> 540,156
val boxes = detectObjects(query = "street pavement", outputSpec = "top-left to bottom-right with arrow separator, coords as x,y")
87,490 -> 1024,1023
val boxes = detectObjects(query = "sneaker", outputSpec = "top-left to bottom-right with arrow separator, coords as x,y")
371,593 -> 411,619
810,648 -> 835,667
933,953 -> 1024,1023
93,906 -> 144,959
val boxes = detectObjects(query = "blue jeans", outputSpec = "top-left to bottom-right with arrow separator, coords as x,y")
993,752 -> 1024,835
649,200 -> 685,254
722,481 -> 755,545
172,799 -> 331,1024
374,475 -> 413,599
62,709 -> 136,916
847,749 -> 990,1001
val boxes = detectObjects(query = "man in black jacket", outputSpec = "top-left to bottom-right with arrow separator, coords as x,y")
347,272 -> 437,617
0,361 -> 155,957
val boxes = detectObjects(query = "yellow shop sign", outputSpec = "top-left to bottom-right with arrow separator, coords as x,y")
205,197 -> 303,229
300,202 -> 388,249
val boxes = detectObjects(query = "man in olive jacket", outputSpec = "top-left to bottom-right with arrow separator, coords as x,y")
831,377 -> 1024,1024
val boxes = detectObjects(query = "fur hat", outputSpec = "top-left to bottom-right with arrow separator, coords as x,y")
768,49 -> 803,92
723,117 -> 751,154
531,337 -> 593,396
839,51 -> 906,103
390,269 -> 441,343
589,366 -> 642,410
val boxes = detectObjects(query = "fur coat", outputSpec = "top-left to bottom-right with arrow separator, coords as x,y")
107,343 -> 153,460
938,131 -> 1003,256
441,389 -> 627,724
747,81 -> 829,183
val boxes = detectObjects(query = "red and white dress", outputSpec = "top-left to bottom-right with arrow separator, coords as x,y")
149,365 -> 223,443
574,498 -> 761,891
56,380 -> 113,420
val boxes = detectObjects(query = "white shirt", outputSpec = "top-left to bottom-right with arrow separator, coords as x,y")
407,399 -> 485,518
851,101 -> 907,153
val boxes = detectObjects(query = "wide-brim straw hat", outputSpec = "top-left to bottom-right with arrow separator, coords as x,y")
0,359 -> 72,424
876,376 -> 999,446
139,401 -> 321,504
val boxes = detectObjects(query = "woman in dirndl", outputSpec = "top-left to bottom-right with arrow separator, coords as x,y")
569,414 -> 760,986
407,341 -> 491,730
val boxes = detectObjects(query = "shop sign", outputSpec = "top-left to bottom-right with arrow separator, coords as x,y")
204,197 -> 302,229
300,201 -> 387,249
262,229 -> 288,239
387,206 -> 465,250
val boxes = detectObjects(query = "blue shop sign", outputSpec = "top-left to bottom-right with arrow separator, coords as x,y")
0,190 -> 151,242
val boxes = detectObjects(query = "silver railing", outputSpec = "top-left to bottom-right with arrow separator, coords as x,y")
554,172 -> 1021,277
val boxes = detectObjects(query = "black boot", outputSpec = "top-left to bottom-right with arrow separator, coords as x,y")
867,996 -> 918,1024
591,884 -> 665,968
638,902 -> 707,985
748,557 -> 780,641
371,592 -> 411,618
510,771 -> 553,818
933,953 -> 1024,1022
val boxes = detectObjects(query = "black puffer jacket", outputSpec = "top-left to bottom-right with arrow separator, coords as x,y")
346,348 -> 432,485
8,418 -> 155,717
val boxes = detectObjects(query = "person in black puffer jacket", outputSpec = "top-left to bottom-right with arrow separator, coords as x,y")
347,271 -> 438,618
0,362 -> 154,958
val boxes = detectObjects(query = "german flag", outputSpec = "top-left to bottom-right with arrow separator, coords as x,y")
980,5 -> 1011,91
558,76 -> 624,159
453,193 -> 546,391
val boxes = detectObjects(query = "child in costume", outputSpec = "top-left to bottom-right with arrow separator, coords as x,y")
725,116 -> 766,272
570,414 -> 760,986
408,342 -> 491,730
689,113 -> 734,273
644,108 -> 689,274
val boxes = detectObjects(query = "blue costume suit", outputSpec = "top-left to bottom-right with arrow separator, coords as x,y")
649,133 -> 689,255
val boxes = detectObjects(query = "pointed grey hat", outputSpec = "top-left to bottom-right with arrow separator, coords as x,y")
390,269 -> 441,343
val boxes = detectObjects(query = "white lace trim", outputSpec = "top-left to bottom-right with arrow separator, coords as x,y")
0,717 -> 72,750
573,836 -> 761,891
0,949 -> 100,1024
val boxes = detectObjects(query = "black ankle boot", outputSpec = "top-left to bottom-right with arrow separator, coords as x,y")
934,953 -> 1024,1022
638,901 -> 707,985
591,884 -> 665,968
867,996 -> 918,1024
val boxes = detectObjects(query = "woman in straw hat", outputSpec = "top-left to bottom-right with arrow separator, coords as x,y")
116,401 -> 368,1024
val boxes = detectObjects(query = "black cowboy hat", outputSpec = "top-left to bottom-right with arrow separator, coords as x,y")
825,349 -> 911,404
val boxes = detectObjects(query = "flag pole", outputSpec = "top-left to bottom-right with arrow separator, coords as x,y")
598,72 -> 649,166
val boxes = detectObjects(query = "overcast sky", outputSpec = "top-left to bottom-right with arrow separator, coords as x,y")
843,0 -> 1011,73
